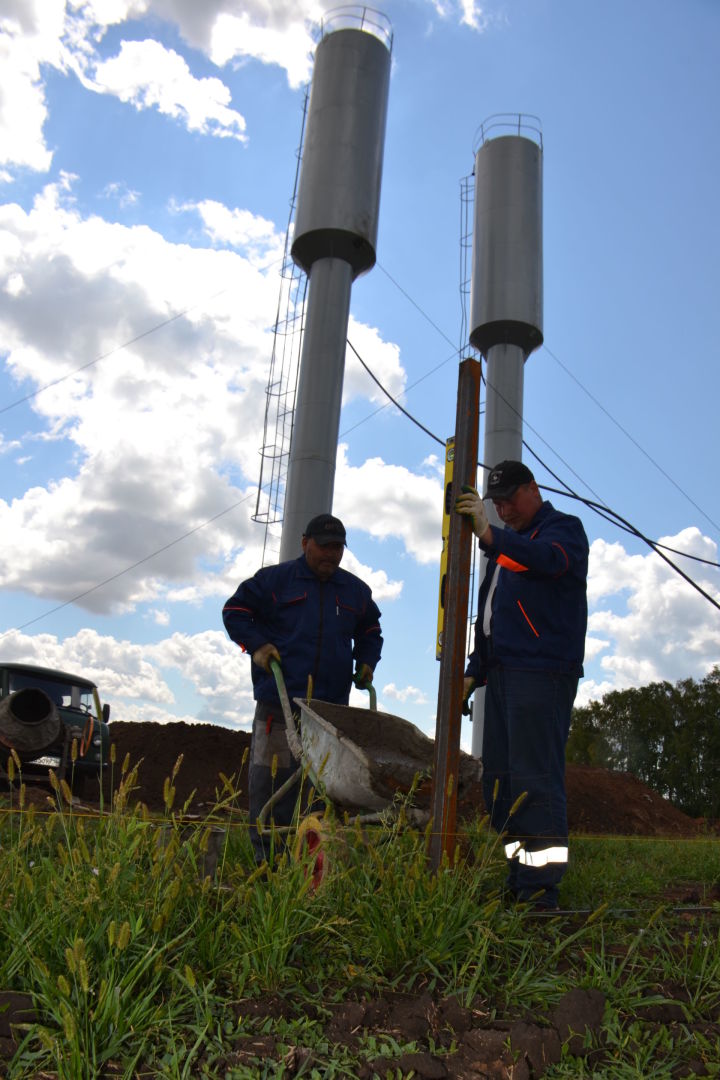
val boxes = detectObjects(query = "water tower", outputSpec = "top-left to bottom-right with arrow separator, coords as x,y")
279,7 -> 392,560
469,114 -> 544,755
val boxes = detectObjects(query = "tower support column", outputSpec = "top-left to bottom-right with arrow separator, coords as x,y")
279,257 -> 353,560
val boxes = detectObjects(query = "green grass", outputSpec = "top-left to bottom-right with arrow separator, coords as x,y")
0,754 -> 719,1078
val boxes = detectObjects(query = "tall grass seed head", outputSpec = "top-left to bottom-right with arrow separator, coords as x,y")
59,1002 -> 76,1041
163,776 -> 176,810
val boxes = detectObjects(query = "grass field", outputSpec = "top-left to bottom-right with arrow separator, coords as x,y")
1,753 -> 718,1078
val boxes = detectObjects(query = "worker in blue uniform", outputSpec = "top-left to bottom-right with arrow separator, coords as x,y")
456,461 -> 588,909
222,514 -> 383,865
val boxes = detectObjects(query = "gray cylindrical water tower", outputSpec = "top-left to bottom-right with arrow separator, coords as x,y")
279,8 -> 392,561
468,115 -> 543,756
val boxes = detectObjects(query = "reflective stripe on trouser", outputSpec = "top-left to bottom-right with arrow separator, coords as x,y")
505,841 -> 569,867
482,667 -> 578,906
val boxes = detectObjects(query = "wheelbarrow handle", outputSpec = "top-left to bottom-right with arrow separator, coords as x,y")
358,681 -> 377,712
269,659 -> 303,761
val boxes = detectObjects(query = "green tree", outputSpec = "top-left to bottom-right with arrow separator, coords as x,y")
568,668 -> 720,819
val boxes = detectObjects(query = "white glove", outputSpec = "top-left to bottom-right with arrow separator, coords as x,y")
455,485 -> 489,539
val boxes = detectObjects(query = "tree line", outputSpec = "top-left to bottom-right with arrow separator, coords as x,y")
567,667 -> 720,820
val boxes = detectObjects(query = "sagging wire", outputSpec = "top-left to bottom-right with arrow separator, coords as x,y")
543,343 -> 720,538
351,346 -> 720,614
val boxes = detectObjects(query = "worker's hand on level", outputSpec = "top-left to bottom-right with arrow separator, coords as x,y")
252,643 -> 281,673
462,676 -> 476,716
455,484 -> 490,540
353,663 -> 374,689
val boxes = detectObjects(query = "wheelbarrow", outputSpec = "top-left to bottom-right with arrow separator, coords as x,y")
258,661 -> 482,884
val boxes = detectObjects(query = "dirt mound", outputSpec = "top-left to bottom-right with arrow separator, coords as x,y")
101,720 -> 702,837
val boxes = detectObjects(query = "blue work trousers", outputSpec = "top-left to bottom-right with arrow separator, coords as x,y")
248,701 -> 317,866
482,667 -> 578,907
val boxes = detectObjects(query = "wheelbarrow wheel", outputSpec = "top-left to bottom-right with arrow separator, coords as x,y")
293,814 -> 344,891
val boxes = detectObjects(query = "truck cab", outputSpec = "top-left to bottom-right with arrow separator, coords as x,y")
0,662 -> 111,795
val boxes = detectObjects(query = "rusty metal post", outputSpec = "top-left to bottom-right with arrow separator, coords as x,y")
428,357 -> 481,871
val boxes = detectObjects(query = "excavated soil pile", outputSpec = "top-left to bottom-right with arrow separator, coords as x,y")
99,720 -> 702,837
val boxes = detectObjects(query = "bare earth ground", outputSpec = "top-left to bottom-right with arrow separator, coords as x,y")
103,720 -> 705,838
3,720 -> 718,1078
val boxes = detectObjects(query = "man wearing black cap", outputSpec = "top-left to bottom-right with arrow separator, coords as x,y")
456,461 -> 588,909
222,514 -> 383,864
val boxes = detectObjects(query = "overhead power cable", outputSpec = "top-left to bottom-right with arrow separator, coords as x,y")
7,339 -> 719,633
376,260 -> 720,548
346,339 -> 445,447
351,331 -> 720,579
7,341 -> 720,635
350,344 -> 720,614
0,287 -> 225,417
377,262 -> 458,352
522,441 -> 720,570
543,343 -> 720,538
476,367 -> 720,569
1,250 -> 284,419
13,491 -> 256,631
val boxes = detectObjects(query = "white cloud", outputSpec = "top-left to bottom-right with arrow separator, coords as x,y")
574,678 -> 616,709
0,0 -> 61,172
103,181 -> 140,208
0,626 -> 256,729
340,550 -> 403,604
344,318 -> 406,406
178,198 -> 283,261
334,444 -> 443,564
427,0 -> 491,32
0,180 -> 282,613
0,627 -> 175,704
458,1 -> 489,32
382,682 -> 428,705
91,39 -> 248,141
582,528 -> 720,696
0,179 -> 422,631
0,0 -> 322,176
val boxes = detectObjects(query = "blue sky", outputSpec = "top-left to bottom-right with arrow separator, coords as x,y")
1,0 -> 718,746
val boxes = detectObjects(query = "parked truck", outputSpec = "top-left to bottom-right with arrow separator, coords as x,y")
0,662 -> 111,796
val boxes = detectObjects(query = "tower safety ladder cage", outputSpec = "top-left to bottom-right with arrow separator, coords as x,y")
253,90 -> 310,567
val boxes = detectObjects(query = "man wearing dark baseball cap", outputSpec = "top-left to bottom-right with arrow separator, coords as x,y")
484,459 -> 535,500
456,460 -> 588,910
222,512 -> 383,865
303,513 -> 347,546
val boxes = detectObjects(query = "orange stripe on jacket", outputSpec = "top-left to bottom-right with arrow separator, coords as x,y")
497,554 -> 528,573
551,542 -> 570,575
517,601 -> 540,637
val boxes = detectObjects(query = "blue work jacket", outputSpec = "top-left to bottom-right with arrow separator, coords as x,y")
466,501 -> 588,683
222,555 -> 383,704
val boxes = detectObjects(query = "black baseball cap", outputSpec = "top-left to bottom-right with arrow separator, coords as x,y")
484,460 -> 535,500
303,513 -> 347,546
